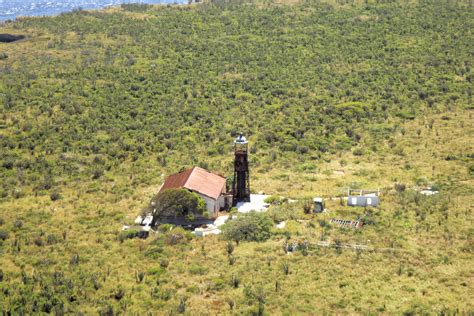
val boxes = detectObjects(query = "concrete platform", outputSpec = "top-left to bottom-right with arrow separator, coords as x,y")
236,194 -> 270,213
193,214 -> 229,237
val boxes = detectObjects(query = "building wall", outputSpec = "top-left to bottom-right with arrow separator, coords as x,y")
218,195 -> 225,209
347,196 -> 380,207
199,193 -> 218,218
191,183 -> 227,219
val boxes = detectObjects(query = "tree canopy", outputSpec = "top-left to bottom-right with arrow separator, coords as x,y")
146,188 -> 207,226
0,0 -> 471,198
221,211 -> 273,243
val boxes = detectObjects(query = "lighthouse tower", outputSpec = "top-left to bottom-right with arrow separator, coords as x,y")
232,133 -> 250,205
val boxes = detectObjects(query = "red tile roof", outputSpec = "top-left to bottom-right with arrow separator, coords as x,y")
159,167 -> 226,200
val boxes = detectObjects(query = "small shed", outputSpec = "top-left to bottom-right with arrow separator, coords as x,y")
347,195 -> 379,207
313,197 -> 325,213
347,188 -> 380,207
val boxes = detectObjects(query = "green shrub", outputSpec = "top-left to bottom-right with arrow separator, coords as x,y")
118,229 -> 139,242
13,189 -> 24,199
211,277 -> 226,291
468,164 -> 474,175
120,3 -> 152,12
221,211 -> 273,243
395,183 -> 406,193
92,168 -> 104,179
352,148 -> 364,156
70,254 -> 80,265
0,231 -> 8,241
164,227 -> 193,245
280,221 -> 300,236
114,287 -> 125,301
13,219 -> 23,229
50,192 -> 62,201
160,258 -> 169,269
144,246 -> 165,259
396,109 -> 416,120
283,262 -> 289,275
148,266 -> 166,277
178,297 -> 186,314
267,206 -> 291,223
157,224 -> 174,232
264,195 -> 283,205
99,305 -> 114,316
186,285 -> 200,294
231,274 -> 240,288
226,242 -> 234,255
303,201 -> 312,214
34,237 -> 43,247
188,263 -> 208,275
136,271 -> 145,283
157,287 -> 174,301
46,234 -> 59,245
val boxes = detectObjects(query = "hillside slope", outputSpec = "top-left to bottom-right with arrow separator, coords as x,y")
0,1 -> 473,314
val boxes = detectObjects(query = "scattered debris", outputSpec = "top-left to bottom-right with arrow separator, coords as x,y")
283,240 -> 308,253
276,221 -> 286,229
193,215 -> 229,237
333,170 -> 345,175
121,225 -> 152,238
419,187 -> 439,196
125,215 -> 154,238
330,218 -> 364,229
314,241 -> 407,252
194,224 -> 221,237
213,215 -> 229,227
135,215 -> 153,226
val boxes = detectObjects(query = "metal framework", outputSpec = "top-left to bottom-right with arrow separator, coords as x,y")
232,133 -> 250,205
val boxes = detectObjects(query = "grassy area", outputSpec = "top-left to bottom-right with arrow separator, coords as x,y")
0,0 -> 472,314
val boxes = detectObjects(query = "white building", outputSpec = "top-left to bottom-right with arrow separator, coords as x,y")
158,167 -> 230,218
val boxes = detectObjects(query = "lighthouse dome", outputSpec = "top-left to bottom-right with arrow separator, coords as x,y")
234,133 -> 247,144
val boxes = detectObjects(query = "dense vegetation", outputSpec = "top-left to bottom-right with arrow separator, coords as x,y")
1,0 -> 472,197
0,0 -> 472,314
222,211 -> 273,243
